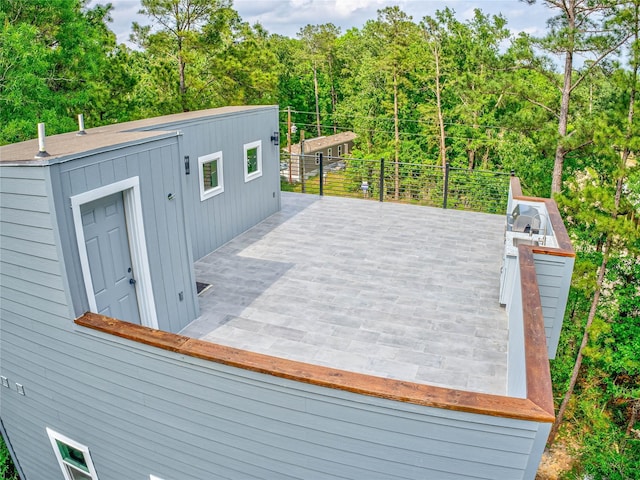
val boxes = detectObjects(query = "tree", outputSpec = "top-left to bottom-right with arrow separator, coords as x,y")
135,0 -> 233,112
523,0 -> 632,195
367,7 -> 420,198
297,24 -> 341,136
547,1 -> 640,447
0,0 -> 119,144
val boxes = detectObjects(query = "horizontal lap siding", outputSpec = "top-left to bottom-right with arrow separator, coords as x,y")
5,298 -> 541,480
533,254 -> 574,358
0,166 -> 75,480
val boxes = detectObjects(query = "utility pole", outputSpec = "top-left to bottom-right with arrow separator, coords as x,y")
287,106 -> 292,184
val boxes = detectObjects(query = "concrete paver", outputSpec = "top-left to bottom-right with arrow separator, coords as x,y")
182,192 -> 509,395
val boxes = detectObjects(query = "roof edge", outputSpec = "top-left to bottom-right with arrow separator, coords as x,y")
76,312 -> 554,423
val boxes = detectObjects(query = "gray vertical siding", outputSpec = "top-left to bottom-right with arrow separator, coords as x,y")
533,254 -> 574,358
50,136 -> 198,333
148,107 -> 281,260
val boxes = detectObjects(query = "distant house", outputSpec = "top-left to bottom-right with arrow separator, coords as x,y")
285,131 -> 356,181
0,106 -> 574,480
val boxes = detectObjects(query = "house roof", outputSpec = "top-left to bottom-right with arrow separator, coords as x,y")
288,131 -> 357,155
0,106 -> 274,165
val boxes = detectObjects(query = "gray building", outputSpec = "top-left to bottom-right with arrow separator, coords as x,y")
285,131 -> 356,181
0,106 -> 574,480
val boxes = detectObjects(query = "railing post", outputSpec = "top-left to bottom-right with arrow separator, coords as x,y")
443,162 -> 450,209
319,152 -> 324,197
300,132 -> 306,193
379,158 -> 384,202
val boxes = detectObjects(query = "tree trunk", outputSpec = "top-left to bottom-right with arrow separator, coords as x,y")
313,63 -> 321,136
393,69 -> 400,200
546,241 -> 609,447
434,43 -> 446,168
329,62 -> 337,134
551,47 -> 573,195
547,72 -> 630,442
468,147 -> 475,170
626,400 -> 640,437
178,36 -> 188,112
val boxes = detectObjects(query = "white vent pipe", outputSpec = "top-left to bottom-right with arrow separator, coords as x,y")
77,113 -> 86,135
34,122 -> 50,158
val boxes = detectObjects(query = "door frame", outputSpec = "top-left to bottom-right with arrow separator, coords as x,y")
70,177 -> 158,329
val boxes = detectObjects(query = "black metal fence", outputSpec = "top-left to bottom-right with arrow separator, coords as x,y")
281,153 -> 512,214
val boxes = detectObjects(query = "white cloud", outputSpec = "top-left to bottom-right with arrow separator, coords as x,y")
107,0 -> 552,45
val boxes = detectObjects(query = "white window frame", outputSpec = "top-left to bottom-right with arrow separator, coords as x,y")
314,152 -> 321,165
337,145 -> 343,156
343,143 -> 348,154
243,140 -> 262,182
46,428 -> 99,480
327,147 -> 332,159
198,151 -> 224,201
70,177 -> 158,329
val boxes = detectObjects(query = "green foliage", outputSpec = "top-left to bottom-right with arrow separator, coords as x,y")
0,435 -> 18,480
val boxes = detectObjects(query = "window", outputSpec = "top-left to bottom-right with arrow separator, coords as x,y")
327,147 -> 332,159
343,143 -> 348,154
314,152 -> 321,165
46,428 -> 99,480
244,140 -> 262,182
198,151 -> 224,201
337,145 -> 343,157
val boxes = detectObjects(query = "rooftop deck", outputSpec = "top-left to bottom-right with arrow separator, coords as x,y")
181,193 -> 509,395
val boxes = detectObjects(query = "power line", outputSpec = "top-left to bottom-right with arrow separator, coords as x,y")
279,121 -> 518,143
280,109 -> 526,132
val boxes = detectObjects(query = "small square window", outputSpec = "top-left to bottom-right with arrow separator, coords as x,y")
47,428 -> 99,480
198,152 -> 224,201
244,140 -> 262,182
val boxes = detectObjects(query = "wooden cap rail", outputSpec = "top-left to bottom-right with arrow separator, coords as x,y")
77,296 -> 554,423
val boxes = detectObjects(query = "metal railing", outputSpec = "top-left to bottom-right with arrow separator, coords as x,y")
281,153 -> 512,214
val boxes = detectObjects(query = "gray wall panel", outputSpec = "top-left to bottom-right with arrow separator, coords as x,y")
50,136 -> 197,332
164,107 -> 281,260
533,254 -> 574,358
3,309 -> 547,480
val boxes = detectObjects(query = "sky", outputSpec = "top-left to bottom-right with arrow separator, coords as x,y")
106,0 -> 554,47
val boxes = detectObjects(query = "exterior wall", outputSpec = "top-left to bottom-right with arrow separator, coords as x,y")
0,165 -> 76,479
533,253 -> 574,359
49,135 -> 198,333
146,107 -> 281,261
507,261 -> 527,399
2,312 -> 550,480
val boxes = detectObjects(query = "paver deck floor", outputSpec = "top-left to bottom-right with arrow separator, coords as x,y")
181,192 -> 509,395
